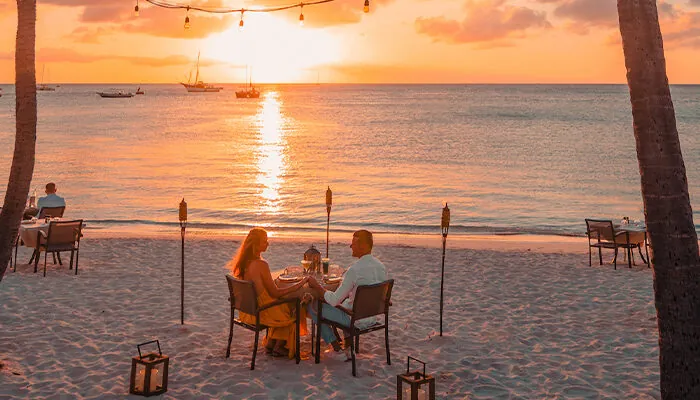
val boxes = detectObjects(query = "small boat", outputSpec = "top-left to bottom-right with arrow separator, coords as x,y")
97,90 -> 134,98
135,87 -> 144,95
235,87 -> 260,98
37,65 -> 56,91
37,84 -> 56,91
181,52 -> 223,93
235,66 -> 260,99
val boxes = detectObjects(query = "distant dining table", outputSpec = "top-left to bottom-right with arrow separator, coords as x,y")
614,222 -> 649,265
19,219 -> 53,249
17,218 -> 84,263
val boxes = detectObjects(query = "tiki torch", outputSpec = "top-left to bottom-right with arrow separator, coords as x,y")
179,198 -> 187,325
439,203 -> 450,336
326,186 -> 332,258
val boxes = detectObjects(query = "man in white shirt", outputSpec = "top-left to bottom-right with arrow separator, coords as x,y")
307,230 -> 388,353
37,182 -> 66,215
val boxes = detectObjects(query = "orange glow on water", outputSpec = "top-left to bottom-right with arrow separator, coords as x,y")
254,91 -> 287,214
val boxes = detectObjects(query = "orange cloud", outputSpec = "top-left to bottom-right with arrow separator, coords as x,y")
267,0 -> 396,27
553,0 -> 618,32
414,0 -> 550,46
36,47 -> 200,67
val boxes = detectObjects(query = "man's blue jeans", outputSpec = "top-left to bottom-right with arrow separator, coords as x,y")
307,302 -> 351,345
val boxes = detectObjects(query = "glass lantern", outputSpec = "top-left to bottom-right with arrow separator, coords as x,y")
397,356 -> 435,400
129,340 -> 169,397
304,244 -> 322,273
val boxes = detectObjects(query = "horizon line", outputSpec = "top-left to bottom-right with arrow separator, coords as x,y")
2,82 -> 700,86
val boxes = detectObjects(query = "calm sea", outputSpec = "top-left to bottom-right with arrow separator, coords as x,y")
0,84 -> 698,237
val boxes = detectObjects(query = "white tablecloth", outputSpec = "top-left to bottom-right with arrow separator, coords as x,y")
18,222 -> 48,249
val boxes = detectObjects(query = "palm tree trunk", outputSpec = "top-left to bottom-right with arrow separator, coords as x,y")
617,0 -> 700,397
0,0 -> 37,282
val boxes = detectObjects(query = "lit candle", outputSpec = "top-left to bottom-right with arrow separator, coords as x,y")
403,386 -> 427,400
135,368 -> 159,392
135,369 -> 145,392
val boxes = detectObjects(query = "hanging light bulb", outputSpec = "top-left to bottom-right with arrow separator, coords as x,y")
134,0 -> 139,17
363,0 -> 369,13
239,11 -> 245,31
184,6 -> 190,29
299,6 -> 304,26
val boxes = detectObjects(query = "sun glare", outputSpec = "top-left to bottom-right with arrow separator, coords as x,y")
203,13 -> 342,83
255,91 -> 288,214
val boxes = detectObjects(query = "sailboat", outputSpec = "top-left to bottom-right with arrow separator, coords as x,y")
37,65 -> 56,91
235,66 -> 260,99
180,52 -> 223,93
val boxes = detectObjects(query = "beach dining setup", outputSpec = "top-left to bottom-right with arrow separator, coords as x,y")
585,217 -> 649,269
222,186 -> 398,380
10,190 -> 85,277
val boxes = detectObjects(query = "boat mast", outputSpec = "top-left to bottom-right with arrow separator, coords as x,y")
195,51 -> 201,83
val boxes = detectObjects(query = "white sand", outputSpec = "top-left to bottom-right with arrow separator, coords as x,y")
0,235 -> 660,399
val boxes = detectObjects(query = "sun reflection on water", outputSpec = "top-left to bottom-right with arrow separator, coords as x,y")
255,91 -> 288,214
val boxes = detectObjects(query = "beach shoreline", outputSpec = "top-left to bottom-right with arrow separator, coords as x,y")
84,225 -> 591,254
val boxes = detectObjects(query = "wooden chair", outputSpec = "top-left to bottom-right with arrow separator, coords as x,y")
585,219 -> 649,269
225,275 -> 301,370
34,219 -> 83,277
37,206 -> 65,219
315,279 -> 394,376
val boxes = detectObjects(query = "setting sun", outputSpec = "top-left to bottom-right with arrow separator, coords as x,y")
202,13 -> 342,83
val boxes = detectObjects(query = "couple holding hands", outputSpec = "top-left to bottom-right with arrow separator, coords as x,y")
228,228 -> 388,359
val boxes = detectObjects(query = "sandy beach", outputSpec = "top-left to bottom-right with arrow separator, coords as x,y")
0,233 -> 660,399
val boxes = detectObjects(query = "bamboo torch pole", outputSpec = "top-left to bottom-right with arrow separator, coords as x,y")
179,199 -> 188,325
440,203 -> 450,336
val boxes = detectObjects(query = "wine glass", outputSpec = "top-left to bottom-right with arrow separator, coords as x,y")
301,260 -> 312,275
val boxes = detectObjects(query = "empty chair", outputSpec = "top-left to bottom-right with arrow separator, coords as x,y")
225,275 -> 301,370
34,219 -> 83,276
38,206 -> 65,219
315,279 -> 394,376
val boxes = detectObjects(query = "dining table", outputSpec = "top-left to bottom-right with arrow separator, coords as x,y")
274,267 -> 344,356
17,218 -> 84,265
614,222 -> 649,264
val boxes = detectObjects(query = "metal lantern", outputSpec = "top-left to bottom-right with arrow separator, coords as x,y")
397,357 -> 435,400
129,340 -> 169,397
304,244 -> 322,273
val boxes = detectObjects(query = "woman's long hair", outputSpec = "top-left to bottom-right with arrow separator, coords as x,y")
228,227 -> 267,278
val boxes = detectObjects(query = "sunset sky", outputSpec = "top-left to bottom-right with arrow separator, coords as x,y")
0,0 -> 698,83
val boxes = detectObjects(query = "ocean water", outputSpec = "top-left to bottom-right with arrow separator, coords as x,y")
0,84 -> 698,237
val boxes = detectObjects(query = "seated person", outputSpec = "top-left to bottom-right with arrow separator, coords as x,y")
37,182 -> 66,217
229,227 -> 308,358
307,229 -> 388,355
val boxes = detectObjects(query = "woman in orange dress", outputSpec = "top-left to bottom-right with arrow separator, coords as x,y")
229,228 -> 309,358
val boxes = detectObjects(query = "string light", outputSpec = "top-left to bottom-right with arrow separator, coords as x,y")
138,0 -> 369,30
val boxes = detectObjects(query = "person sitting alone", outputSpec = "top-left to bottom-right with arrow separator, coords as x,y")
37,182 -> 66,217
